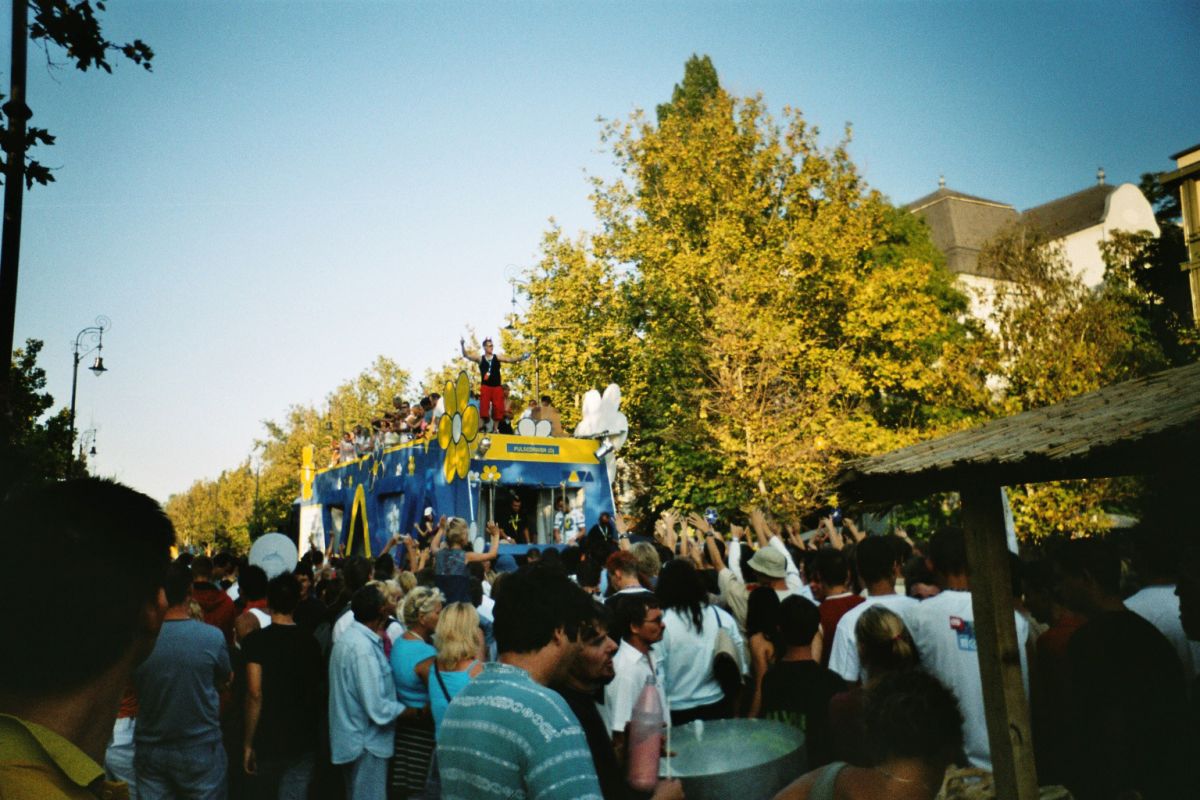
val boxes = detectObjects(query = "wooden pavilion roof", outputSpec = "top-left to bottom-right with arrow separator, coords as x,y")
837,360 -> 1200,503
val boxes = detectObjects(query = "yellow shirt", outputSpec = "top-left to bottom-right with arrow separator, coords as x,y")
0,714 -> 128,800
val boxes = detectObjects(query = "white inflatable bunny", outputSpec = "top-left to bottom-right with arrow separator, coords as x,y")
574,384 -> 629,486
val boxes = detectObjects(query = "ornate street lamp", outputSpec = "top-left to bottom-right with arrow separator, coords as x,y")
68,316 -> 110,461
77,428 -> 97,460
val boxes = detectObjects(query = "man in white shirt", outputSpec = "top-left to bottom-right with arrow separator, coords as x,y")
1125,529 -> 1200,677
552,497 -> 568,544
551,497 -> 585,545
828,536 -> 918,683
605,592 -> 669,765
907,527 -> 1028,772
329,585 -> 404,798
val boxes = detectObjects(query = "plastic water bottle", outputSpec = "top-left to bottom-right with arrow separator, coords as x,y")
627,674 -> 664,791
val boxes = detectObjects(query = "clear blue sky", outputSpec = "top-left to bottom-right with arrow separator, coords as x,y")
9,0 -> 1199,502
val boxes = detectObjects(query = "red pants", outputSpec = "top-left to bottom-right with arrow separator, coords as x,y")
480,384 -> 506,422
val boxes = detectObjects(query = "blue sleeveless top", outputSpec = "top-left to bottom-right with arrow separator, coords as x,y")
390,637 -> 437,708
429,660 -> 479,735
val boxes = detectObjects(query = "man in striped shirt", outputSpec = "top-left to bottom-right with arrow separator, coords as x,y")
437,566 -> 604,800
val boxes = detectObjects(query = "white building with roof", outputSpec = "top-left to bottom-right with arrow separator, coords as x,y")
906,172 -> 1160,320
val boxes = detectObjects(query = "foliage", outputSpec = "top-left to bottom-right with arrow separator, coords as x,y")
164,357 -> 411,552
1,0 -> 153,188
0,339 -> 76,492
889,493 -> 960,541
504,229 -> 633,432
980,222 -> 1196,540
165,461 -> 257,553
1139,170 -> 1181,224
984,227 -> 1147,411
510,59 -> 987,520
656,53 -> 719,124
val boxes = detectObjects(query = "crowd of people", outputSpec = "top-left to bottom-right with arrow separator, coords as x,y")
329,396 -> 440,467
329,391 -> 567,467
3,477 -> 1199,800
328,334 -> 565,467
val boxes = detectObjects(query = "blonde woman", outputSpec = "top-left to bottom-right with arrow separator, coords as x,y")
427,602 -> 486,735
830,605 -> 919,765
395,570 -> 417,597
368,579 -> 405,648
630,541 -> 662,588
388,586 -> 444,797
433,518 -> 500,604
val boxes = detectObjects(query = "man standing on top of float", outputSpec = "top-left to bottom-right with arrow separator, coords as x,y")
460,335 -> 528,432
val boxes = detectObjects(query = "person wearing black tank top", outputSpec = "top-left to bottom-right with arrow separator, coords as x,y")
460,336 -> 529,431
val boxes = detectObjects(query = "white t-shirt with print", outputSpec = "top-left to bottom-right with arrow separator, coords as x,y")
907,589 -> 1029,771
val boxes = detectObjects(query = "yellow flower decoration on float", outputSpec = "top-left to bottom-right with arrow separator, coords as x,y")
481,465 -> 501,482
437,371 -> 480,483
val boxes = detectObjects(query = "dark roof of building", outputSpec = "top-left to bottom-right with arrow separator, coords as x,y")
1020,184 -> 1116,238
836,359 -> 1200,503
906,187 -> 1011,211
905,188 -> 1017,277
1169,143 -> 1200,161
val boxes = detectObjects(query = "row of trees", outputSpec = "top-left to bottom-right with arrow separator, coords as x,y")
163,357 -> 411,552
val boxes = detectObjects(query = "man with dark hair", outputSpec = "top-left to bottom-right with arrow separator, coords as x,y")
213,551 -> 239,597
1022,557 -> 1084,786
233,565 -> 272,645
292,563 -> 326,633
243,573 -> 323,799
810,548 -> 863,668
192,555 -> 238,646
328,585 -> 404,799
0,479 -> 175,799
1055,537 -> 1188,799
760,596 -> 847,768
551,602 -> 625,800
828,536 -> 917,683
437,566 -> 604,798
605,593 -> 668,773
134,561 -> 234,799
907,527 -> 1028,771
500,494 -> 533,545
587,511 -> 618,560
576,559 -> 603,596
538,394 -> 565,437
331,556 -> 374,644
372,553 -> 395,583
460,335 -> 528,432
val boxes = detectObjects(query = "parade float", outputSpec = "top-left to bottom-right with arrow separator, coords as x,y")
296,372 -> 628,558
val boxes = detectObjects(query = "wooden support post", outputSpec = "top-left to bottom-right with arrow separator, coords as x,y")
960,484 -> 1038,800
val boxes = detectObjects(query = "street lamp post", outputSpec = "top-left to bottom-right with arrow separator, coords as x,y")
68,316 -> 109,463
77,428 -> 97,464
502,269 -> 543,399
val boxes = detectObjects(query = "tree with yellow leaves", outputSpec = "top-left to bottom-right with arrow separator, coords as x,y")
511,57 -> 988,519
